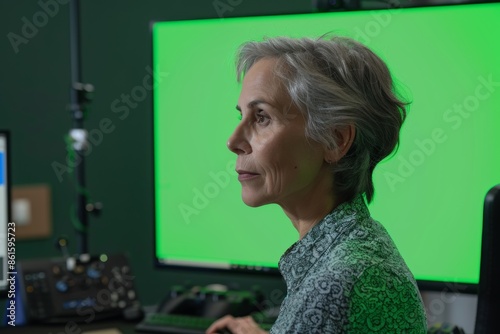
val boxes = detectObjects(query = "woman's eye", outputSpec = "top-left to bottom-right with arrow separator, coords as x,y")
256,112 -> 270,124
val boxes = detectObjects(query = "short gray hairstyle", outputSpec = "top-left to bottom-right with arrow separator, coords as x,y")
235,35 -> 407,203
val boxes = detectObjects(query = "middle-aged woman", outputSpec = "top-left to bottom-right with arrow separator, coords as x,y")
207,35 -> 427,334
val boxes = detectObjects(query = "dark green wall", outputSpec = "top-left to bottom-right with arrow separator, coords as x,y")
0,0 -> 315,306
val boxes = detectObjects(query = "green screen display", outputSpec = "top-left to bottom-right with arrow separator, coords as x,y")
153,3 -> 500,284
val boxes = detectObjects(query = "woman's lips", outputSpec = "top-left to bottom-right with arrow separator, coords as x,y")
237,170 -> 259,181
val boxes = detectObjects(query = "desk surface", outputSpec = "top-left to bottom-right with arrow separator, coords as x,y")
1,319 -> 139,334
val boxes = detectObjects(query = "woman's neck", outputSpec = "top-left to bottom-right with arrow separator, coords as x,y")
281,190 -> 341,239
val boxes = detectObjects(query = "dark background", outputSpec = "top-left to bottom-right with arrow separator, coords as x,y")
0,0 -> 321,307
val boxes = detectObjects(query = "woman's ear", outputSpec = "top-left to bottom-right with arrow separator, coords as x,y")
324,124 -> 356,164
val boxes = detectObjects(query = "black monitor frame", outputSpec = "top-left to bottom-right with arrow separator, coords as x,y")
474,184 -> 500,333
148,3 -> 497,294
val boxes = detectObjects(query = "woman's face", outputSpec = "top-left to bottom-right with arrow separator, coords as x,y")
228,58 -> 332,208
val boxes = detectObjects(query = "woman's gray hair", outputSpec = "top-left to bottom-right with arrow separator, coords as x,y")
235,35 -> 407,203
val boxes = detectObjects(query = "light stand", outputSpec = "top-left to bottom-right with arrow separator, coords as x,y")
68,0 -> 100,255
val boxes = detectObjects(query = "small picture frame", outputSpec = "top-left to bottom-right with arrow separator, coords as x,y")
11,184 -> 52,239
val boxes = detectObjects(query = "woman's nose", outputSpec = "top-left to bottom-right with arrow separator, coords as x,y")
227,123 -> 251,155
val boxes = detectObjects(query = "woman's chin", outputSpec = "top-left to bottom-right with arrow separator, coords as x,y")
241,194 -> 268,208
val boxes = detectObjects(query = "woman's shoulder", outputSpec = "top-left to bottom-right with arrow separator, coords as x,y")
318,216 -> 416,290
331,216 -> 402,260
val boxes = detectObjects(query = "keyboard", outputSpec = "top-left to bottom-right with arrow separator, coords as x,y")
135,313 -> 273,334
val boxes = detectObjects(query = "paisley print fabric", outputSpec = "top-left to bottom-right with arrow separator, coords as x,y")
270,195 -> 427,333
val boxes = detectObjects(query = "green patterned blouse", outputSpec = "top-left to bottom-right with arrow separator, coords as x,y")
270,195 -> 427,333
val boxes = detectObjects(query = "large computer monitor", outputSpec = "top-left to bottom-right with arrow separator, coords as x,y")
0,131 -> 11,296
152,3 -> 500,290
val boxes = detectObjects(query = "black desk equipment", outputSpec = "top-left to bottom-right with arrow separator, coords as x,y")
475,184 -> 500,334
135,285 -> 276,333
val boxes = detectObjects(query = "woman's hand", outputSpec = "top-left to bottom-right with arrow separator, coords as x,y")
206,315 -> 269,334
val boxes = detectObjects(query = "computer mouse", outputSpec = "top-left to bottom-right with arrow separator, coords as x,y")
218,328 -> 233,334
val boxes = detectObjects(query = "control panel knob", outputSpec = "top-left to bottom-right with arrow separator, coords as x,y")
55,279 -> 69,293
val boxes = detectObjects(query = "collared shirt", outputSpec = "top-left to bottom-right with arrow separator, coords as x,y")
270,195 -> 427,333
